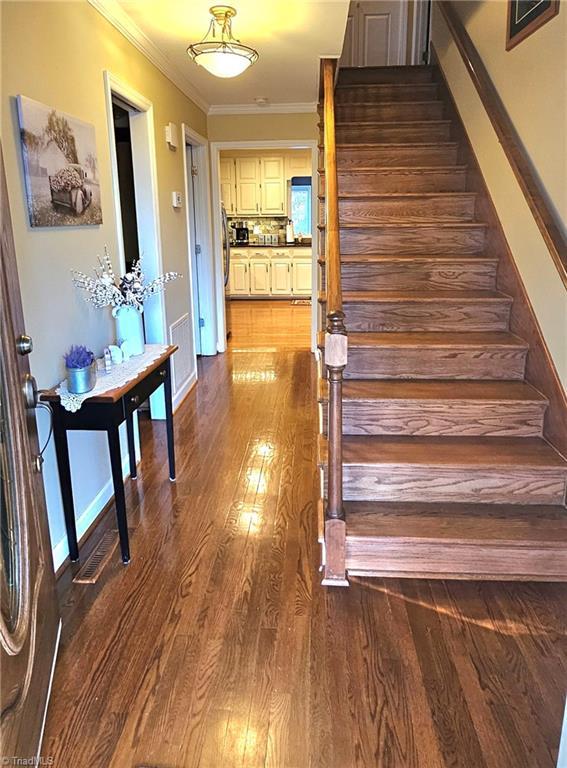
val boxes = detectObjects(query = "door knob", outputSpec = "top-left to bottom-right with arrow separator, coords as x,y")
22,373 -> 39,409
16,334 -> 33,356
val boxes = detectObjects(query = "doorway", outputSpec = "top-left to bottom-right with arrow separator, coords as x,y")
111,100 -> 140,272
104,72 -> 167,419
340,0 -> 409,67
181,124 -> 216,358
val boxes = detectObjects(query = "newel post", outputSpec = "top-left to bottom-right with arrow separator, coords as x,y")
323,310 -> 349,586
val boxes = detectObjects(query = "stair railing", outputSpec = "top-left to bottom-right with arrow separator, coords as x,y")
438,1 -> 567,290
319,58 -> 348,586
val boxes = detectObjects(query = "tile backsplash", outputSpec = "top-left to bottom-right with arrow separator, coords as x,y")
228,216 -> 311,246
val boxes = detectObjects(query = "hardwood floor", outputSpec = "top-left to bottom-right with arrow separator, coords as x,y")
43,301 -> 566,767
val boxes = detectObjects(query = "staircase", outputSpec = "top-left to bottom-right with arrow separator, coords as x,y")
318,65 -> 567,581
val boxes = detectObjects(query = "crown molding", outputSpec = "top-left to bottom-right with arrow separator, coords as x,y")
207,102 -> 318,116
88,0 -> 210,114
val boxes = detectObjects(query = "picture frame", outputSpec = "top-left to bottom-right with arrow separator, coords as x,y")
506,0 -> 560,50
17,95 -> 103,227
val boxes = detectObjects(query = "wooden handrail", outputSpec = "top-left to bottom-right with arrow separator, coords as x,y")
438,1 -> 567,290
319,59 -> 347,585
322,58 -> 343,314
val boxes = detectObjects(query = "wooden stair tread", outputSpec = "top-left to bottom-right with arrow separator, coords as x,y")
344,331 -> 528,349
336,165 -> 467,173
333,192 -> 476,200
322,222 -> 487,231
337,380 -> 547,403
335,119 -> 452,127
319,435 -> 567,469
328,255 -> 499,264
336,99 -> 443,107
344,502 -> 567,544
336,290 -> 510,302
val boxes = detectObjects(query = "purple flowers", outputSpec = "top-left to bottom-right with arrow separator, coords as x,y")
64,345 -> 95,369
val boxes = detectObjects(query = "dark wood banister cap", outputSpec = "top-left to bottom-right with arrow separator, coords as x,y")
438,0 -> 567,290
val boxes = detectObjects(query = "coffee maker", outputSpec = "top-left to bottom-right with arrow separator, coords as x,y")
234,221 -> 249,244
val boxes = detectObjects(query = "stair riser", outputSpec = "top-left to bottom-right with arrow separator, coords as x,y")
336,145 -> 459,168
346,543 -> 567,579
334,347 -> 527,380
336,123 -> 452,144
322,260 -> 498,291
322,401 -> 546,437
336,468 -> 567,505
338,196 -> 476,224
336,83 -> 439,104
339,67 -> 435,85
335,299 -> 511,332
337,102 -> 445,122
336,169 -> 467,194
334,226 -> 486,255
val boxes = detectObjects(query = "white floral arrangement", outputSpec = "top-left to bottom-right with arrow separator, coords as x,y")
72,248 -> 179,312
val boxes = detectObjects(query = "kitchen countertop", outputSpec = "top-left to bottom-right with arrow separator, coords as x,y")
230,243 -> 312,249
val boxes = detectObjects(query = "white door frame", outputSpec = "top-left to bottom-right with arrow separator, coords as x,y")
210,139 -> 319,354
411,0 -> 431,65
103,70 -> 167,419
182,123 -> 216,358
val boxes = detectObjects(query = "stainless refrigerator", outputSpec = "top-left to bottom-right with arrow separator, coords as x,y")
221,203 -> 232,339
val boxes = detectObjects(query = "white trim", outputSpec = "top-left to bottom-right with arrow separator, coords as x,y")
35,619 -> 62,760
558,697 -> 567,768
208,102 -> 318,116
51,453 -> 131,571
173,371 -> 197,412
89,0 -> 209,113
209,139 -> 319,353
182,124 -> 217,356
412,0 -> 431,65
397,0 -> 409,66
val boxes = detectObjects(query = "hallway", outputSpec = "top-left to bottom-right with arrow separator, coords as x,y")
43,302 -> 566,768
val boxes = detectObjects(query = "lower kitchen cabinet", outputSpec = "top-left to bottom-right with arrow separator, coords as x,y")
292,259 -> 312,295
271,259 -> 292,295
249,260 -> 271,295
229,260 -> 249,295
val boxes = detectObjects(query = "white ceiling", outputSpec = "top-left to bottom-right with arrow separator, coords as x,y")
94,0 -> 349,112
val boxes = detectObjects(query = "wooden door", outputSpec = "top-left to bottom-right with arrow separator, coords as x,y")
229,260 -> 250,295
219,157 -> 236,215
271,259 -> 292,295
0,147 -> 60,758
292,259 -> 312,295
260,157 -> 285,215
341,1 -> 408,67
235,157 -> 260,215
249,260 -> 271,295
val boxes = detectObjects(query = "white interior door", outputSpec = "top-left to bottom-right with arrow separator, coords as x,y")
341,1 -> 408,67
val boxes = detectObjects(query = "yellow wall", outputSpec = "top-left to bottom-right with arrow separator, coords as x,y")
208,112 -> 318,143
451,0 -> 566,233
1,0 -> 207,565
432,2 -> 566,386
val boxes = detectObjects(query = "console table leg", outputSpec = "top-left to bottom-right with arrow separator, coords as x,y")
107,427 -> 130,564
52,407 -> 79,562
126,412 -> 137,479
164,359 -> 176,481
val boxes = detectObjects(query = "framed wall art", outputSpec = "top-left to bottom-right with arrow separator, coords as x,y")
17,96 -> 103,227
506,0 -> 560,50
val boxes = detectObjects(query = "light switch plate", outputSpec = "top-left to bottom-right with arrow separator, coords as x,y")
165,122 -> 178,149
172,191 -> 182,208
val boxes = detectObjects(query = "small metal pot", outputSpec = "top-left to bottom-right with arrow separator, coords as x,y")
67,361 -> 97,394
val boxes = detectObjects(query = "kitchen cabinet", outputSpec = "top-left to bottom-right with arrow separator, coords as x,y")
235,157 -> 260,215
229,259 -> 249,295
292,259 -> 312,295
271,258 -> 292,295
260,157 -> 285,215
219,157 -> 236,214
285,154 -> 312,179
249,260 -> 271,294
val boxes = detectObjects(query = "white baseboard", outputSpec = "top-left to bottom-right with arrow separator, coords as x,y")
173,370 -> 197,412
51,453 -> 130,571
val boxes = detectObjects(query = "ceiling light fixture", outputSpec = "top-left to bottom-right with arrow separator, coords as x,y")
187,5 -> 259,79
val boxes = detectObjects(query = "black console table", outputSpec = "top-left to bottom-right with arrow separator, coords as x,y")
42,345 -> 177,564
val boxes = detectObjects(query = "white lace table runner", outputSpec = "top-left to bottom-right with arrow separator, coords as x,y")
56,344 -> 169,412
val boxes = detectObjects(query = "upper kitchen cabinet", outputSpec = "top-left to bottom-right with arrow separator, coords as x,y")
260,157 -> 285,215
220,157 -> 236,214
236,157 -> 260,215
285,154 -> 312,179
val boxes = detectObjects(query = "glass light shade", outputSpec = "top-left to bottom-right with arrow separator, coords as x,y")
187,5 -> 258,79
191,45 -> 256,78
